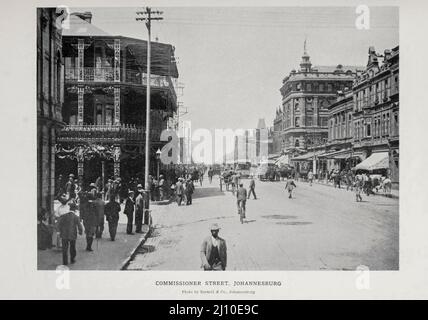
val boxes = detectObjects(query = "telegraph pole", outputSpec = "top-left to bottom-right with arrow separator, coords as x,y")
136,8 -> 163,214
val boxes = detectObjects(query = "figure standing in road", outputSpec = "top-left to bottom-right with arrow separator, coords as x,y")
355,175 -> 363,202
285,176 -> 297,199
93,192 -> 105,239
236,183 -> 247,224
124,190 -> 135,234
247,175 -> 257,200
105,196 -> 121,241
65,174 -> 76,200
135,184 -> 145,233
308,171 -> 314,186
175,178 -> 184,206
58,201 -> 83,265
185,178 -> 195,205
200,223 -> 227,271
208,167 -> 213,184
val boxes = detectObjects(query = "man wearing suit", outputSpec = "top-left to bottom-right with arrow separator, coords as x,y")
200,223 -> 227,271
124,190 -> 135,234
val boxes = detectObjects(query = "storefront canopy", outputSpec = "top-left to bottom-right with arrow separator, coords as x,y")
275,154 -> 290,165
354,152 -> 389,171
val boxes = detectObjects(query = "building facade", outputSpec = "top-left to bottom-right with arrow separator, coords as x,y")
352,46 -> 399,186
273,44 -> 362,168
37,8 -> 64,217
55,12 -> 179,187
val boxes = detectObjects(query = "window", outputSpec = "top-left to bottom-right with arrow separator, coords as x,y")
297,83 -> 301,91
306,83 -> 312,91
295,117 -> 300,127
319,83 -> 324,92
386,113 -> 390,135
327,83 -> 332,92
295,139 -> 300,147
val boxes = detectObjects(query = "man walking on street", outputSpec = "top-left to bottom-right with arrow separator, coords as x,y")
135,185 -> 145,233
82,194 -> 97,251
200,223 -> 227,271
185,178 -> 195,205
175,178 -> 184,206
93,192 -> 105,239
285,176 -> 297,199
65,174 -> 76,200
236,183 -> 247,224
58,201 -> 83,265
124,190 -> 135,234
105,197 -> 121,241
247,176 -> 257,200
308,171 -> 314,187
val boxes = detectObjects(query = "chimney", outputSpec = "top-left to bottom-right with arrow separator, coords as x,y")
384,49 -> 392,62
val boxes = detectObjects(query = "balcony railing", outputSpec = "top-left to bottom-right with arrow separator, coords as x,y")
65,67 -> 172,89
57,124 -> 162,143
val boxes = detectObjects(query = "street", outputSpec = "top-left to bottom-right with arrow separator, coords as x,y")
126,176 -> 399,270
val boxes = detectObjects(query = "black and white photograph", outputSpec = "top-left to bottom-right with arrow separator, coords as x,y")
36,5 -> 399,271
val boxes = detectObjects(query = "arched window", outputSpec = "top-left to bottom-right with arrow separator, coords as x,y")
295,139 -> 300,147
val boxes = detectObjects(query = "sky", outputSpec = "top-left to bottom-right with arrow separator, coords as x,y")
70,6 -> 399,133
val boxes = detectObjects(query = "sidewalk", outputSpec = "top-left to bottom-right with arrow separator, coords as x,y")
312,179 -> 399,199
37,202 -> 152,270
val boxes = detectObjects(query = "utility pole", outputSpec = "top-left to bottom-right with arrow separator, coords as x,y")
136,7 -> 163,217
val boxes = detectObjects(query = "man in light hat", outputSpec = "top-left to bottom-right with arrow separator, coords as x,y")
58,201 -> 83,265
89,182 -> 97,199
200,223 -> 227,271
135,184 -> 145,233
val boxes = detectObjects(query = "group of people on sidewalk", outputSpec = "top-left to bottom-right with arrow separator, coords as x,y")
39,173 -> 152,266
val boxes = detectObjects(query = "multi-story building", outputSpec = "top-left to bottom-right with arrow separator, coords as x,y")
273,44 -> 362,169
352,46 -> 399,187
37,8 -> 64,217
55,12 -> 179,186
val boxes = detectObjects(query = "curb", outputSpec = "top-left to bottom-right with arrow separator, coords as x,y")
120,224 -> 153,270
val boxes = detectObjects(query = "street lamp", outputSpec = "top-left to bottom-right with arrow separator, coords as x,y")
156,148 -> 162,180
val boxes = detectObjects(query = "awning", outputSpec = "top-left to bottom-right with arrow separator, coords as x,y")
354,152 -> 389,171
275,154 -> 290,165
291,150 -> 324,161
333,151 -> 364,160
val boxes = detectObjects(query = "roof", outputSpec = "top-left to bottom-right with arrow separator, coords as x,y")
63,14 -> 111,37
312,65 -> 363,74
354,152 -> 389,171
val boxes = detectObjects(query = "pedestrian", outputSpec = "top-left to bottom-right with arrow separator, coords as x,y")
53,193 -> 70,249
200,223 -> 227,271
285,176 -> 297,199
105,179 -> 112,201
158,174 -> 165,201
355,176 -> 363,202
185,178 -> 195,205
58,201 -> 83,265
124,190 -> 135,234
95,176 -> 103,193
65,174 -> 76,200
208,167 -> 213,184
236,183 -> 247,224
135,184 -> 145,233
175,178 -> 184,206
105,196 -> 121,241
308,171 -> 314,186
82,193 -> 97,252
93,192 -> 105,239
89,182 -> 97,199
247,176 -> 257,200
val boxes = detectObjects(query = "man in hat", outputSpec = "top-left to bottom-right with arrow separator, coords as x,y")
53,193 -> 70,249
58,201 -> 83,265
247,176 -> 257,200
65,174 -> 76,200
236,183 -> 247,224
93,192 -> 105,239
135,184 -> 145,233
158,174 -> 166,201
285,176 -> 297,199
105,196 -> 121,241
124,190 -> 135,234
82,193 -> 97,251
185,178 -> 195,205
89,182 -> 97,199
175,178 -> 184,206
200,223 -> 227,271
105,179 -> 113,201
